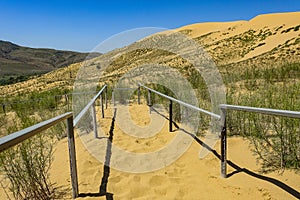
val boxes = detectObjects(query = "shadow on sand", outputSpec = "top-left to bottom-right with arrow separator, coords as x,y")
78,109 -> 117,200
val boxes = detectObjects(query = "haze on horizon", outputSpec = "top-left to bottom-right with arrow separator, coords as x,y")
0,0 -> 299,52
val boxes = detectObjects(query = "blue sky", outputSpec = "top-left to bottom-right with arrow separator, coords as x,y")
0,0 -> 299,52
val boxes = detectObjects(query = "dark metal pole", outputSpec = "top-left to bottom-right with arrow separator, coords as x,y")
169,100 -> 173,132
220,108 -> 227,178
91,102 -> 98,138
65,94 -> 69,111
66,116 -> 79,198
148,90 -> 152,106
101,95 -> 104,118
138,85 -> 141,105
148,90 -> 152,114
2,104 -> 6,115
105,87 -> 108,109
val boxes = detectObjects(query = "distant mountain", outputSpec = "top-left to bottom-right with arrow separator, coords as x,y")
0,40 -> 101,84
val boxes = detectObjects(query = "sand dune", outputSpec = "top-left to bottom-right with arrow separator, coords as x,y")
176,11 -> 300,62
48,104 -> 300,199
177,21 -> 246,38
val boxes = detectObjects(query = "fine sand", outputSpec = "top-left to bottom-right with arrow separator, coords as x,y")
48,104 -> 300,199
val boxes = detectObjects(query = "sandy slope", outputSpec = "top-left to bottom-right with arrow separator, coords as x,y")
177,21 -> 246,38
48,104 -> 300,199
176,11 -> 300,62
178,12 -> 300,38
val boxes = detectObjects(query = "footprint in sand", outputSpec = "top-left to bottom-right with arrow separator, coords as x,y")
132,175 -> 141,182
175,162 -> 186,168
154,187 -> 167,196
149,175 -> 165,186
109,176 -> 121,184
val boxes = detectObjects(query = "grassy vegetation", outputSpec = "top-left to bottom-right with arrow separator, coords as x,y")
0,74 -> 32,86
131,61 -> 300,171
0,88 -> 72,199
223,62 -> 300,171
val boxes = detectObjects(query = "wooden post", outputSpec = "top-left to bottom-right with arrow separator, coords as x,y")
91,102 -> 98,138
169,100 -> 173,132
66,116 -> 79,198
220,108 -> 227,178
101,95 -> 104,118
138,85 -> 141,105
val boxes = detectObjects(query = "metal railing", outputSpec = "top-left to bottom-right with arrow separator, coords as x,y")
138,84 -> 221,119
0,91 -> 99,115
0,112 -> 78,198
138,84 -> 300,178
219,104 -> 300,119
219,104 -> 300,177
1,82 -> 299,197
0,85 -> 107,199
137,83 -> 227,176
73,85 -> 107,139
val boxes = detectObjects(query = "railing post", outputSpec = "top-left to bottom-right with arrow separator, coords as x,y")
220,108 -> 227,178
138,85 -> 141,105
91,102 -> 98,138
2,104 -> 6,115
148,90 -> 152,114
147,90 -> 152,106
66,116 -> 79,198
65,94 -> 70,111
169,100 -> 173,132
112,91 -> 115,106
105,87 -> 108,109
101,94 -> 105,118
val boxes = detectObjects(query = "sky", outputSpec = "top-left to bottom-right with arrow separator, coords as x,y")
0,0 -> 299,52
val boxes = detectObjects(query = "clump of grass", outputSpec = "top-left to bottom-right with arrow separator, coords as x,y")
224,62 -> 300,171
0,88 -> 71,199
0,134 -> 56,199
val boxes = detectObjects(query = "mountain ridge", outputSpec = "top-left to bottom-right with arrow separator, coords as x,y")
0,40 -> 101,84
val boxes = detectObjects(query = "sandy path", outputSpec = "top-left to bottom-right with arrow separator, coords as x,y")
48,104 -> 300,199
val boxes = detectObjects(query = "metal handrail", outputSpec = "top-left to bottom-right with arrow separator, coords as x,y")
1,91 -> 97,106
0,112 -> 78,198
0,112 -> 72,152
219,104 -> 300,119
138,83 -> 227,178
73,85 -> 107,126
138,84 -> 300,179
138,83 -> 221,119
2,82 -> 298,193
0,85 -> 108,198
219,104 -> 300,178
